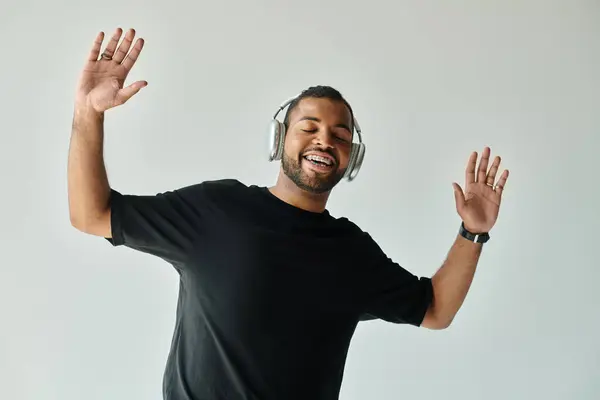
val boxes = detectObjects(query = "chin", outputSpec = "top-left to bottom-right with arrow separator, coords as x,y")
300,166 -> 345,194
281,152 -> 345,194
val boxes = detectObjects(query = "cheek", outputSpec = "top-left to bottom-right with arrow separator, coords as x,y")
285,135 -> 307,155
338,145 -> 352,166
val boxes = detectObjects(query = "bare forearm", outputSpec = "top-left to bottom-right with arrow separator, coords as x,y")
68,102 -> 110,228
429,234 -> 482,327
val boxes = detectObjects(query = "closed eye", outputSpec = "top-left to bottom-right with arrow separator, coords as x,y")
302,130 -> 351,143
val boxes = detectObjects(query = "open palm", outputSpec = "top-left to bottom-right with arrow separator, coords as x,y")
76,28 -> 147,112
452,147 -> 509,234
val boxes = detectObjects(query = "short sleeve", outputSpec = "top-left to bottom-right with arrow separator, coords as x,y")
105,184 -> 204,267
358,235 -> 433,326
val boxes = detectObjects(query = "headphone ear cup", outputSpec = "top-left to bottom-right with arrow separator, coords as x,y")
275,121 -> 286,160
345,142 -> 366,181
268,120 -> 286,161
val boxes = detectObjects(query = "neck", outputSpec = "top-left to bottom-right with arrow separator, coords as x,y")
269,171 -> 331,213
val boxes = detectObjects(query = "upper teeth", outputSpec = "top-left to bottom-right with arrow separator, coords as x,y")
305,155 -> 333,165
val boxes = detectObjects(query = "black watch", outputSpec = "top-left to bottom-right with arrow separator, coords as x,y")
459,222 -> 490,243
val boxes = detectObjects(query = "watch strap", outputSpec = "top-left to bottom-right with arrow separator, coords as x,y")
459,222 -> 490,243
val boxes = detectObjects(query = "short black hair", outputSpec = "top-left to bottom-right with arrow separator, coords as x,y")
283,85 -> 354,130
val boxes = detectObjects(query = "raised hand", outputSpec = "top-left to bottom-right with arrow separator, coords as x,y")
75,28 -> 147,113
452,147 -> 509,234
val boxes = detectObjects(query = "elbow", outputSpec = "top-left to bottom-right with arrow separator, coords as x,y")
69,210 -> 93,233
69,207 -> 90,232
69,212 -> 84,231
69,207 -> 111,238
434,317 -> 453,330
420,306 -> 453,330
422,317 -> 452,330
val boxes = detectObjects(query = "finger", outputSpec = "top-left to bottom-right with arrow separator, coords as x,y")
87,31 -> 105,61
113,28 -> 136,63
121,38 -> 145,71
494,169 -> 509,195
115,80 -> 148,105
100,27 -> 124,59
477,146 -> 491,183
465,151 -> 477,185
452,182 -> 466,213
486,155 -> 501,186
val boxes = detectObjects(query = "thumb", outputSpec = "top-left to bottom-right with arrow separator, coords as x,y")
452,182 -> 465,212
115,80 -> 148,105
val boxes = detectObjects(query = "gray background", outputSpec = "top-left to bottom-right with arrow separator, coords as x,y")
1,0 -> 599,399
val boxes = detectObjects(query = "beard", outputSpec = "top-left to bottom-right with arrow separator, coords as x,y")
281,150 -> 346,194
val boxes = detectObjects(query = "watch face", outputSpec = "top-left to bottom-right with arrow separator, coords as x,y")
475,233 -> 489,243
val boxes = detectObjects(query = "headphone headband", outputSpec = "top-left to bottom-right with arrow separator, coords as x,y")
273,94 -> 300,119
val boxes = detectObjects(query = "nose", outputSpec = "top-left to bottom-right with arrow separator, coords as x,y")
312,128 -> 335,149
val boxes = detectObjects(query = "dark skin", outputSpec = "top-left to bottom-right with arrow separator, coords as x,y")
268,97 -> 354,213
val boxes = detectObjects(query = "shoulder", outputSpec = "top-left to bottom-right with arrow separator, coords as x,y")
333,216 -> 365,235
332,216 -> 373,241
333,216 -> 385,255
171,179 -> 260,214
174,178 -> 249,198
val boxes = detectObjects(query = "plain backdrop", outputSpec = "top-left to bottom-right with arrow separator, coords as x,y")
1,1 -> 598,399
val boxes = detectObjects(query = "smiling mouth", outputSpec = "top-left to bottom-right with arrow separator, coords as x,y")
302,155 -> 336,172
303,154 -> 335,166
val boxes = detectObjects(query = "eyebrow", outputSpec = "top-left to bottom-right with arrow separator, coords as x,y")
299,116 -> 352,133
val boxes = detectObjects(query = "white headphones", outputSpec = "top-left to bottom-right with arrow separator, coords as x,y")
267,94 -> 366,182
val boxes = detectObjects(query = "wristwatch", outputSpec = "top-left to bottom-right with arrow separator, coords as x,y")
459,222 -> 490,244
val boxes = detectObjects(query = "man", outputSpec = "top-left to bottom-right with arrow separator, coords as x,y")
68,28 -> 509,400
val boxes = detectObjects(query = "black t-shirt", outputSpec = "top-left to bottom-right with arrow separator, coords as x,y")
105,179 -> 433,400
